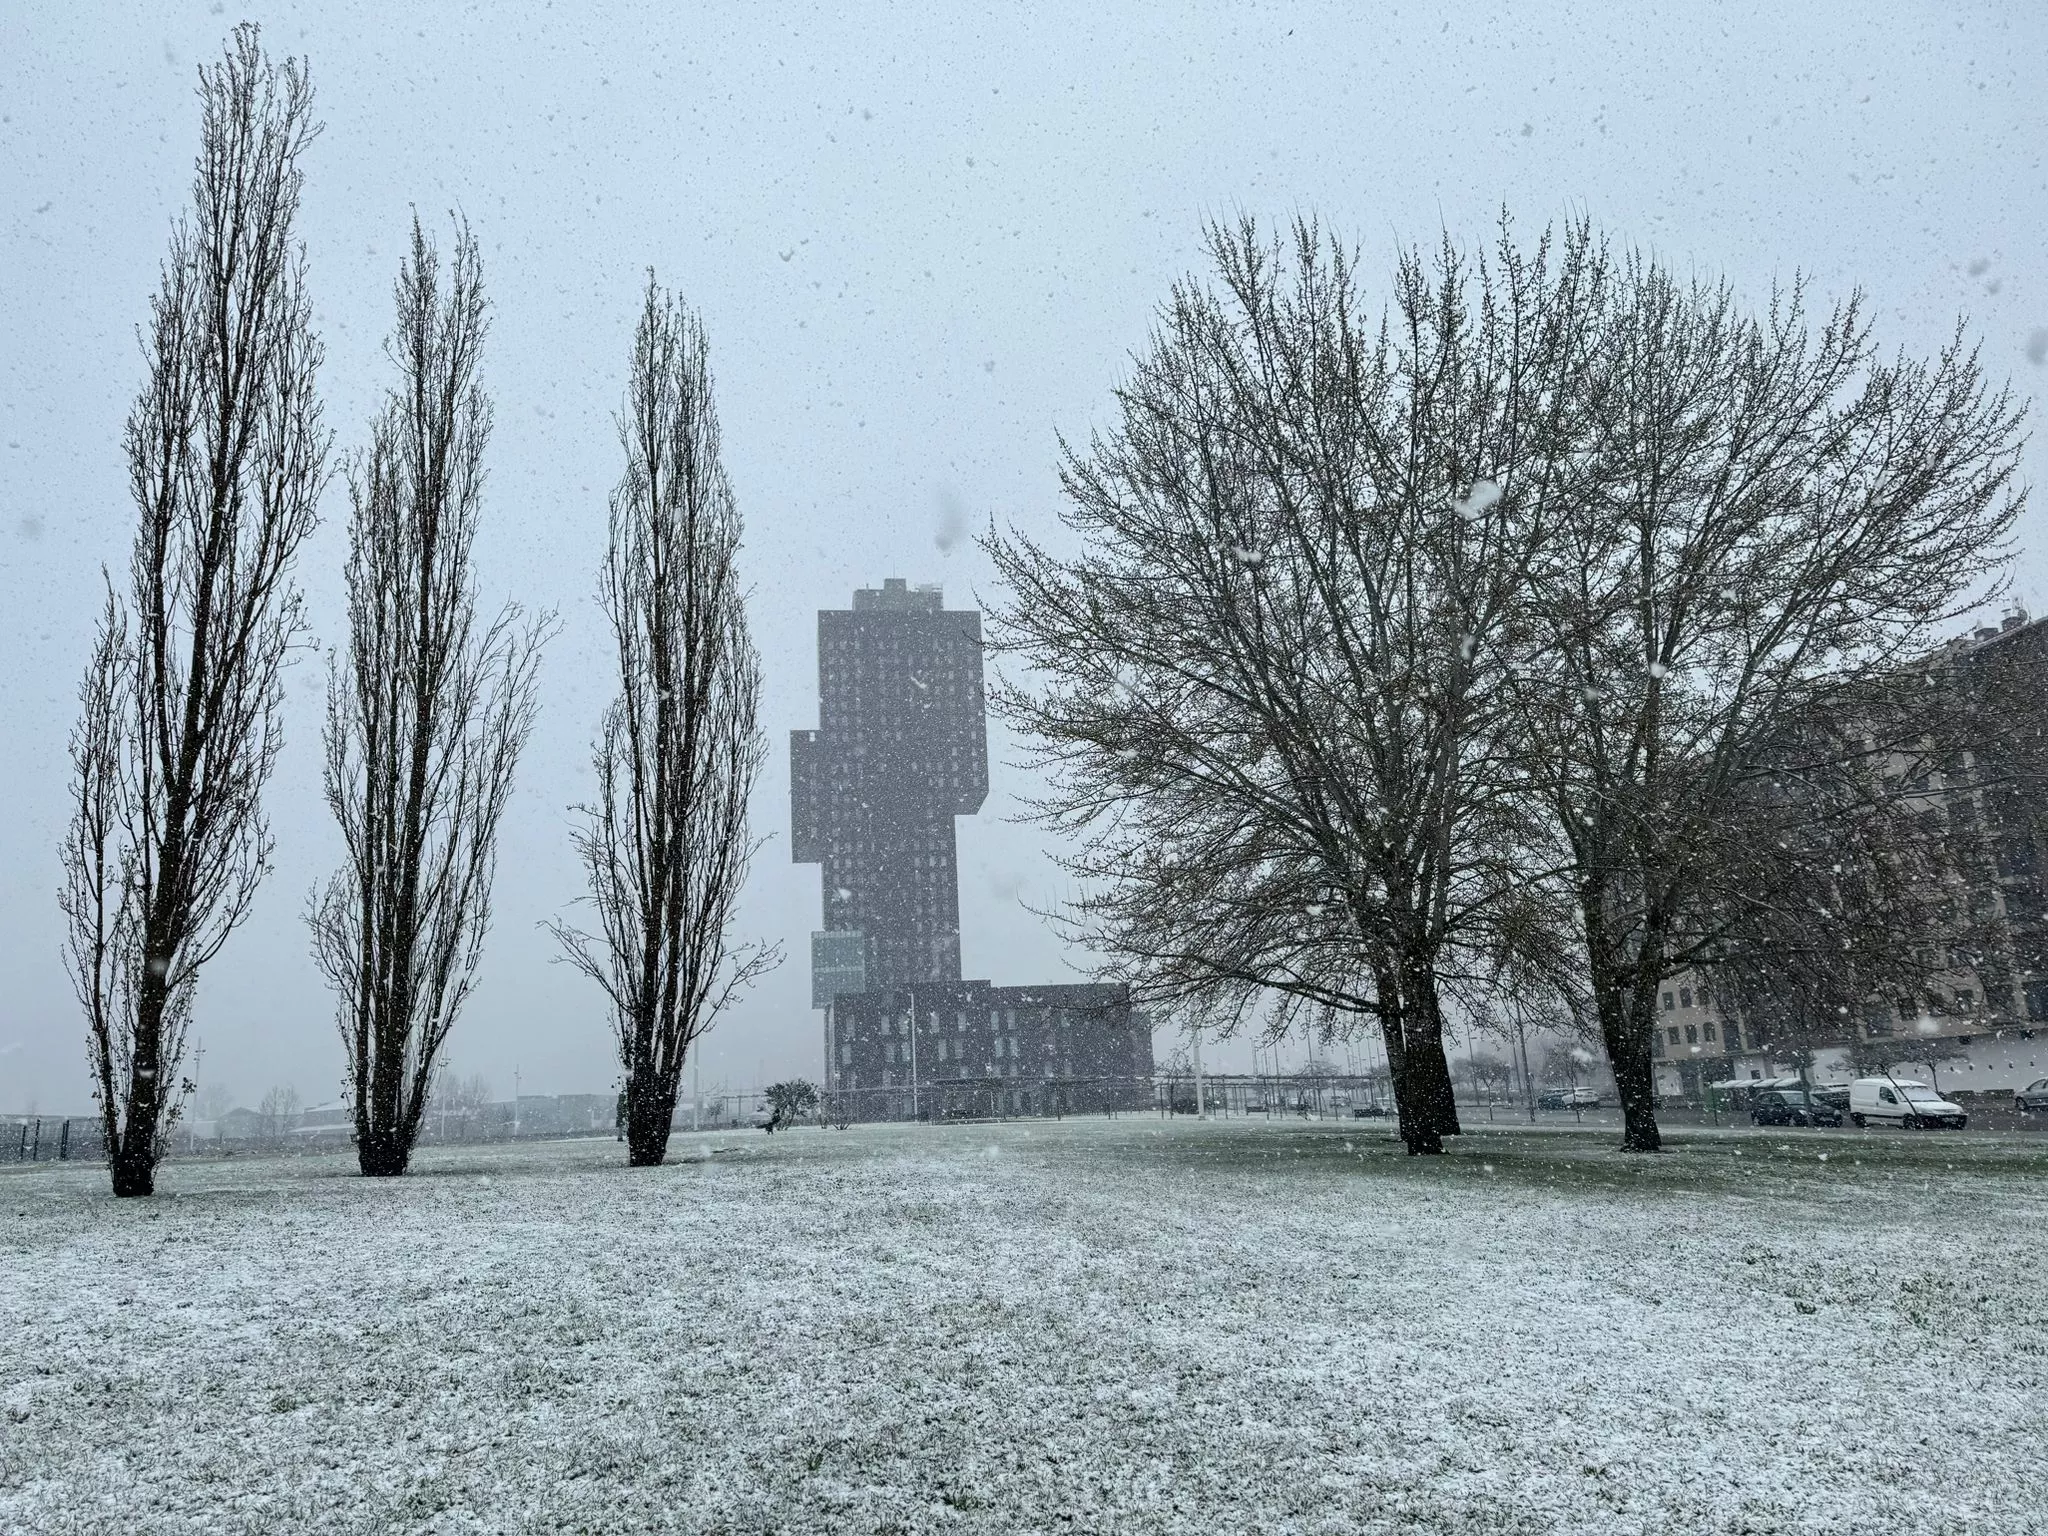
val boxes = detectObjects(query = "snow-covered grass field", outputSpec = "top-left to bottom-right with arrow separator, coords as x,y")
3,1117 -> 2045,1535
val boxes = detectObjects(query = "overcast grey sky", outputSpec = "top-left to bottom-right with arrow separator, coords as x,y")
3,1 -> 2044,1113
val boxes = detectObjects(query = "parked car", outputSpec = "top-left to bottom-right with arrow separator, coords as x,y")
1749,1089 -> 1843,1127
1538,1086 -> 1602,1111
2015,1077 -> 2048,1115
1847,1077 -> 1967,1130
1809,1083 -> 1851,1112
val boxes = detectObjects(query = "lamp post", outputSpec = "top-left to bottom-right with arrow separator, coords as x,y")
1192,1021 -> 1207,1120
907,985 -> 920,1123
1514,1010 -> 1536,1124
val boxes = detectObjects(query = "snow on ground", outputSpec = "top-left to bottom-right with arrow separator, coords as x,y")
2,1117 -> 2044,1535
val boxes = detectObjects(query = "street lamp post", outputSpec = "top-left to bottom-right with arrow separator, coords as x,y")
907,985 -> 919,1123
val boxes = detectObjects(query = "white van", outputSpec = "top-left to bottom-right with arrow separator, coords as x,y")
1848,1076 -> 1967,1130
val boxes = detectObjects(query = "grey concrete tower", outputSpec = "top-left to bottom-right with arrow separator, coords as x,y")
792,579 -> 989,1006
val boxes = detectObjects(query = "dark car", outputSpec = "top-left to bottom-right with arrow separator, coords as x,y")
1750,1089 -> 1843,1127
2016,1077 -> 2048,1114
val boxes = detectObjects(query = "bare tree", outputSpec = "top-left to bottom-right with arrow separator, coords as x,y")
1848,1034 -> 1971,1091
60,26 -> 328,1197
192,1082 -> 237,1122
1539,1042 -> 1596,1089
1522,258 -> 2024,1151
985,217 -> 1606,1153
428,1069 -> 493,1141
1454,1051 -> 1514,1099
1695,698 -> 1971,1088
257,1084 -> 302,1148
551,276 -> 779,1167
310,217 -> 548,1177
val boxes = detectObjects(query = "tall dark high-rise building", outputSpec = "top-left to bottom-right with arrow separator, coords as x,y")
792,578 -> 1151,1117
791,578 -> 988,1002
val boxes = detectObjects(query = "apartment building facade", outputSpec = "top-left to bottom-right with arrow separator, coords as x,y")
1655,608 -> 2048,1098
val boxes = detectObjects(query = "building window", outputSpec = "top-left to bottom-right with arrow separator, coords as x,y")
1680,987 -> 1693,1008
1703,1022 -> 1717,1043
1668,1027 -> 1681,1045
1684,1025 -> 1698,1045
1662,992 -> 1675,1011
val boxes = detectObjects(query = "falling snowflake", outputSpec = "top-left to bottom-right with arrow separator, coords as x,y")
1454,480 -> 1501,518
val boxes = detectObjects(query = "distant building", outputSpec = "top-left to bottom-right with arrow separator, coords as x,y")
793,579 -> 1148,1118
791,578 -> 988,999
830,980 -> 1150,1116
1647,974 -> 1772,1099
1659,608 -> 2048,1100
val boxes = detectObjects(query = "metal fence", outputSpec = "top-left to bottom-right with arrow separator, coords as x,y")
0,1116 -> 105,1164
3,1077 -> 1415,1163
815,1072 -> 1406,1125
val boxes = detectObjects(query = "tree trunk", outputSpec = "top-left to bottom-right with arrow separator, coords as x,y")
358,1124 -> 410,1177
1582,894 -> 1663,1152
625,1063 -> 675,1167
1378,975 -> 1445,1155
115,944 -> 173,1197
1381,1015 -> 1437,1155
1599,989 -> 1662,1152
109,1146 -> 156,1197
1400,969 -> 1463,1142
360,1045 -> 410,1177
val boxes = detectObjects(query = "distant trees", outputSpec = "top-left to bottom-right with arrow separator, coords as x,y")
60,27 -> 329,1197
430,1070 -> 493,1140
1539,1043 -> 1596,1089
991,213 -> 2025,1155
310,216 -> 548,1178
257,1084 -> 302,1147
1454,1052 -> 1515,1099
551,278 -> 779,1168
763,1080 -> 819,1131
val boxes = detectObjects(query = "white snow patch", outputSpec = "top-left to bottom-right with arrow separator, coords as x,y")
1,1122 -> 2043,1532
